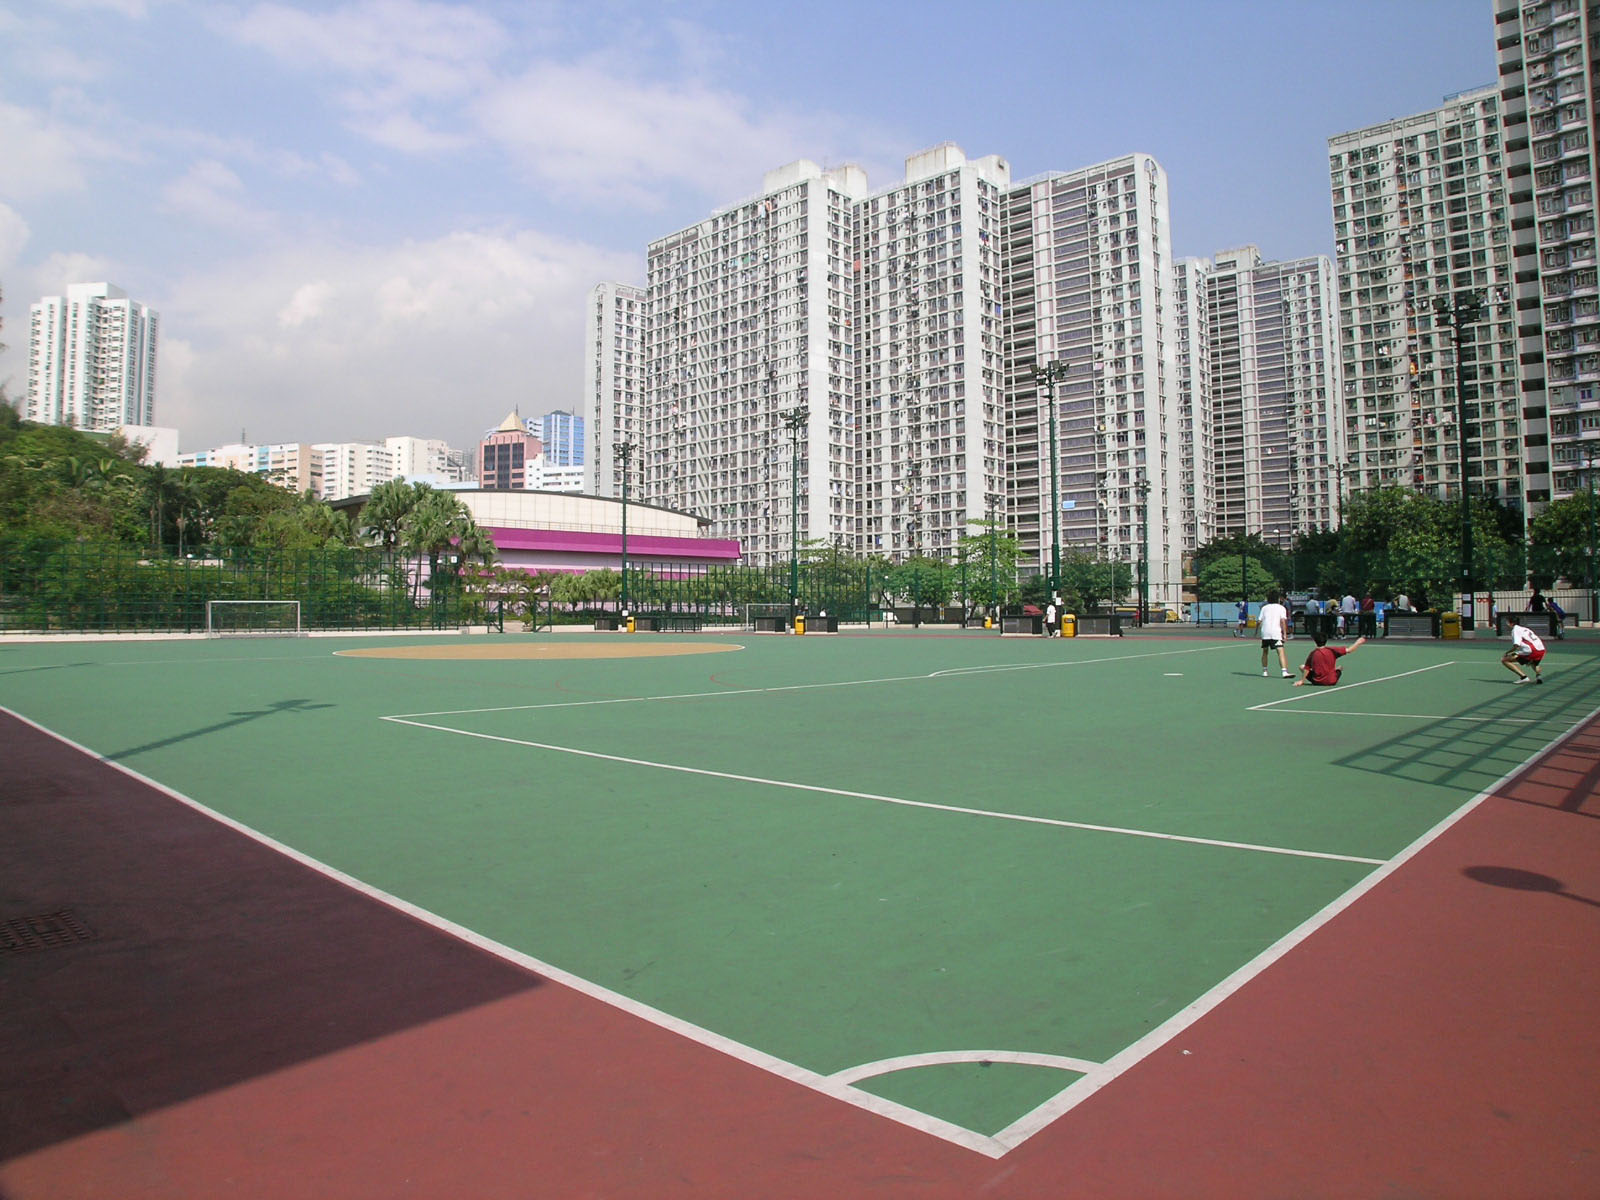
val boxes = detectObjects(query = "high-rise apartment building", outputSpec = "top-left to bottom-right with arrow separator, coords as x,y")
535,410 -> 585,467
640,158 -> 868,561
583,282 -> 644,498
1174,258 -> 1216,552
854,145 -> 1010,560
1496,0 -> 1600,504
385,435 -> 456,482
1001,155 -> 1184,606
26,283 -> 159,430
1329,86 -> 1522,507
1195,247 -> 1342,543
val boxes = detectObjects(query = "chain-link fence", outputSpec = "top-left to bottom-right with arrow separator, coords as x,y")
0,540 -> 470,633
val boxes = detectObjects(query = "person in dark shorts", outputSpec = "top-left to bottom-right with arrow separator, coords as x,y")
1294,631 -> 1367,687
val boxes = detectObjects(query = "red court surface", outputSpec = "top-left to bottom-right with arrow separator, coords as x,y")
3,708 -> 1598,1199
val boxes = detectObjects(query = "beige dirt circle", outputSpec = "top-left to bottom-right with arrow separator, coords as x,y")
336,640 -> 745,661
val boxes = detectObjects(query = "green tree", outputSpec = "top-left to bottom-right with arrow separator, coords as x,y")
1529,492 -> 1597,587
363,478 -> 417,551
1195,555 -> 1277,603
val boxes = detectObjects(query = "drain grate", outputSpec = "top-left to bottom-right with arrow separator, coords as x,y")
1,910 -> 98,953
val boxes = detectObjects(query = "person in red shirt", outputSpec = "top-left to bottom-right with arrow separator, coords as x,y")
1294,631 -> 1367,686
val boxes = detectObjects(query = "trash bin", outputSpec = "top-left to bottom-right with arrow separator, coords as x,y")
1062,613 -> 1077,638
624,611 -> 635,634
1441,611 -> 1461,640
794,614 -> 805,636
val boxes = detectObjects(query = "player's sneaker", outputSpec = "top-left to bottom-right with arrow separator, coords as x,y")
1262,669 -> 1269,677
1282,670 -> 1293,678
1515,676 -> 1530,684
1536,676 -> 1544,684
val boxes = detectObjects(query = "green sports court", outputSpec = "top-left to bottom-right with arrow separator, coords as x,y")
3,625 -> 1599,1196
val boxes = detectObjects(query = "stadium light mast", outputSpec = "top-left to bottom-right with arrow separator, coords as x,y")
783,405 -> 808,623
1587,443 -> 1598,625
1435,290 -> 1486,619
987,491 -> 1002,615
617,439 -> 635,617
1136,473 -> 1150,625
1029,360 -> 1070,598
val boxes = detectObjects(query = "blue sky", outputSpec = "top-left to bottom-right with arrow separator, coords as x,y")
0,0 -> 1493,452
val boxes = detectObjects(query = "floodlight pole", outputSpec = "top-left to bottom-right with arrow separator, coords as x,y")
1435,291 -> 1485,618
617,440 -> 635,616
1030,360 -> 1070,598
1587,444 -> 1598,625
1136,475 -> 1150,625
783,405 -> 808,623
987,491 -> 1001,614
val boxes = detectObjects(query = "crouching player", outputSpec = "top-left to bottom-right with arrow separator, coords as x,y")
1502,623 -> 1547,684
1294,632 -> 1367,687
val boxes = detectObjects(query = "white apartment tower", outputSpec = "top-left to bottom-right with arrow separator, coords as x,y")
1200,247 -> 1342,543
1001,155 -> 1184,608
27,283 -> 159,430
641,159 -> 868,561
583,282 -> 644,498
1329,87 -> 1521,506
316,441 -> 393,501
1174,258 -> 1217,552
1496,0 -> 1600,505
853,145 -> 1010,559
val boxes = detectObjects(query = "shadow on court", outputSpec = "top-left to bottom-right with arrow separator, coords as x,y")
1329,669 -> 1600,797
0,711 -> 543,1162
1463,865 -> 1600,908
107,697 -> 335,760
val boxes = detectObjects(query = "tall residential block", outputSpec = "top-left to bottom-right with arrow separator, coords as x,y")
1002,155 -> 1184,606
1496,0 -> 1600,503
1197,247 -> 1343,543
316,441 -> 393,501
1329,86 -> 1522,506
26,283 -> 159,430
1174,258 -> 1216,552
583,282 -> 644,498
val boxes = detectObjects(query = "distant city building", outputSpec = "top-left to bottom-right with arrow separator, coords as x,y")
177,441 -> 319,493
583,282 -> 644,498
1173,258 -> 1216,552
1329,86 -> 1520,509
116,424 -> 180,467
315,441 -> 392,501
479,410 -> 543,489
384,435 -> 454,481
27,283 -> 159,431
1187,246 -> 1342,544
533,410 -> 585,467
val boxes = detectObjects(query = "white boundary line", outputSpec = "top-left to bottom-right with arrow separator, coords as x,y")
1247,662 -> 1456,711
986,687 -> 1600,1151
382,714 -> 1384,866
388,643 -> 1235,719
1262,710 -> 1550,724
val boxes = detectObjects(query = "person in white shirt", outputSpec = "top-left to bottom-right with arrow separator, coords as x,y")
1339,592 -> 1359,637
1502,623 -> 1547,684
1394,592 -> 1411,613
1258,590 -> 1293,678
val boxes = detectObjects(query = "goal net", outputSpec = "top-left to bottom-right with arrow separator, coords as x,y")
206,600 -> 304,638
741,602 -> 793,631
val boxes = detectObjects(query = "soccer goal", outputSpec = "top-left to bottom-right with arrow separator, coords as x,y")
205,599 -> 305,638
741,602 -> 793,632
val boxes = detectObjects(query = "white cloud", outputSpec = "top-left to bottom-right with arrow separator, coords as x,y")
160,158 -> 278,233
159,227 -> 639,448
0,101 -> 96,201
0,203 -> 30,273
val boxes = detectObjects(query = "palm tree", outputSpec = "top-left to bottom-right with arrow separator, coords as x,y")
403,487 -> 469,604
363,478 -> 417,551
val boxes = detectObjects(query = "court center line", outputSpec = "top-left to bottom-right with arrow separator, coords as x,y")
389,643 -> 1235,720
382,714 -> 1384,866
1247,662 -> 1456,711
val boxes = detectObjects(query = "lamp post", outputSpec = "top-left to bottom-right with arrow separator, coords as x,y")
1030,360 -> 1070,598
987,491 -> 1001,616
1434,290 -> 1486,619
1135,474 -> 1150,625
617,440 -> 635,617
1586,444 -> 1598,626
782,405 -> 808,623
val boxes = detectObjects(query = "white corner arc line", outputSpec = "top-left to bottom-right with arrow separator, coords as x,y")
1248,661 -> 1456,711
985,689 -> 1600,1152
830,1050 -> 1101,1086
382,715 -> 1384,866
0,704 -> 1011,1159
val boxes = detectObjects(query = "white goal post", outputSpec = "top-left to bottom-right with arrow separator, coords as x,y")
205,599 -> 305,638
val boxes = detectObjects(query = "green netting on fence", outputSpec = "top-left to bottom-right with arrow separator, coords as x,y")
0,541 -> 468,633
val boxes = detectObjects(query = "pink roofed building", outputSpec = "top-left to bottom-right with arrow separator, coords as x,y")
478,410 -> 543,490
